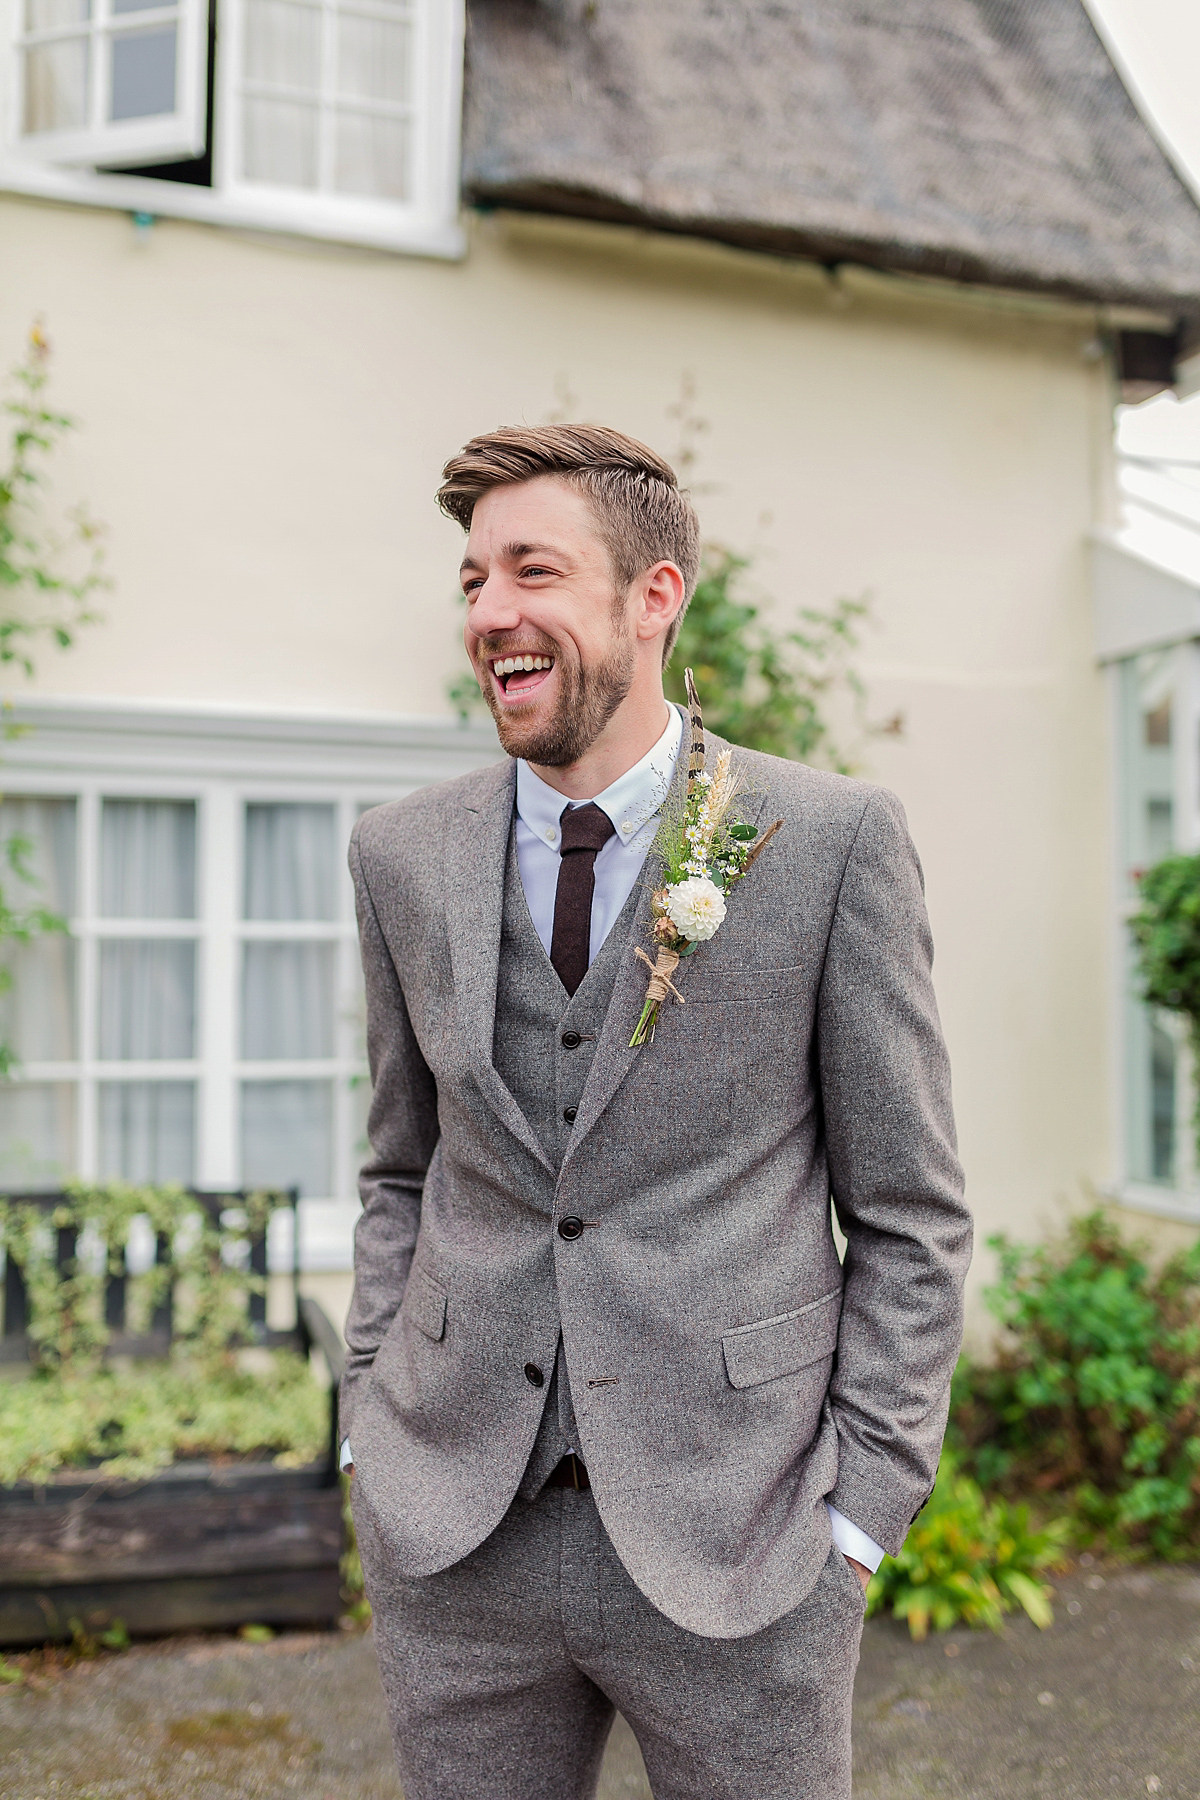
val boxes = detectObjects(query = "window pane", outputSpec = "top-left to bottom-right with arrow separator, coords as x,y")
99,941 -> 195,1059
0,800 -> 77,1062
98,1081 -> 195,1183
110,25 -> 177,120
0,939 -> 76,1062
242,1079 -> 332,1196
335,11 -> 410,101
0,797 -> 76,913
25,0 -> 89,30
244,803 -> 336,920
101,800 -> 196,919
242,941 -> 335,1059
334,108 -> 408,199
242,94 -> 319,187
0,1083 -> 76,1189
113,0 -> 174,12
22,37 -> 88,133
245,0 -> 321,89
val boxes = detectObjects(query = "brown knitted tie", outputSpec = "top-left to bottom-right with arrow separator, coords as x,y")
550,803 -> 617,996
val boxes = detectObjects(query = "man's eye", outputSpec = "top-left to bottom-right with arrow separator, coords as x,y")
463,579 -> 483,595
521,566 -> 553,579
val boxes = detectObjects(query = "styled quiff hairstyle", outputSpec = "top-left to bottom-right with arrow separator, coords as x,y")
437,424 -> 700,662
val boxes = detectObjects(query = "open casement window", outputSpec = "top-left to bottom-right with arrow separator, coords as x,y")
8,0 -> 208,167
216,0 -> 460,232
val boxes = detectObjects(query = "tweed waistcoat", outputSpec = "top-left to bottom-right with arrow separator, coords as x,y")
491,825 -> 643,1496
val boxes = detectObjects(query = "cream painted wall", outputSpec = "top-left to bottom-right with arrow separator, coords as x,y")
0,193 -> 1123,1319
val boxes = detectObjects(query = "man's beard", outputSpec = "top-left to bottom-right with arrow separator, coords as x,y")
476,630 -> 636,767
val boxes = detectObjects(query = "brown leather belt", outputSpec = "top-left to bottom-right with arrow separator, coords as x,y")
547,1453 -> 590,1491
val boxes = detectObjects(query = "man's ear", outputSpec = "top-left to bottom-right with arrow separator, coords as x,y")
635,561 -> 685,647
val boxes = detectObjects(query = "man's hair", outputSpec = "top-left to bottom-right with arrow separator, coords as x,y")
437,424 -> 700,663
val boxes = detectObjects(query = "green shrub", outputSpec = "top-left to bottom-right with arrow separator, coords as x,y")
0,1350 -> 327,1486
867,1455 -> 1066,1639
951,1211 -> 1200,1558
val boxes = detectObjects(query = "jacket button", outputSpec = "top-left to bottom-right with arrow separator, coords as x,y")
558,1216 -> 584,1240
563,1106 -> 577,1123
561,1031 -> 581,1049
524,1362 -> 544,1387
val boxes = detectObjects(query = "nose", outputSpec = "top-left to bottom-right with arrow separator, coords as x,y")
466,574 -> 523,642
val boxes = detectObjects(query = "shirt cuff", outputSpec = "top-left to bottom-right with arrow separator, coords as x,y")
826,1503 -> 885,1573
339,1438 -> 354,1471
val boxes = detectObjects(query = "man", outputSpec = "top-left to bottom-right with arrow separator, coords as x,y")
342,424 -> 970,1799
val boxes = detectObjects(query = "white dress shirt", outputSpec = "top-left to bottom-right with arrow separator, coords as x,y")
343,700 -> 885,1574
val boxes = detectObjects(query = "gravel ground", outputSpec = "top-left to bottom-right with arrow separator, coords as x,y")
2,1564 -> 1198,1798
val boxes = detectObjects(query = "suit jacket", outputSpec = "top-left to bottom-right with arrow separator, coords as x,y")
342,734 -> 971,1639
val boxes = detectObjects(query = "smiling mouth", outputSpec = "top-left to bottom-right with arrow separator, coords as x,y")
488,652 -> 556,700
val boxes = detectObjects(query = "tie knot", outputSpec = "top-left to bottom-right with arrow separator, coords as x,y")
559,802 -> 616,856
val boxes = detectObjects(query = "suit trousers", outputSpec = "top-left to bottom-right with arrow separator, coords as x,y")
354,1481 -> 867,1800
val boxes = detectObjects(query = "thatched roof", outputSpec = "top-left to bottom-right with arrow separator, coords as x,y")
462,0 -> 1200,325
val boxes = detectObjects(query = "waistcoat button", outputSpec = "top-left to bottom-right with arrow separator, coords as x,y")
563,1106 -> 577,1123
524,1362 -> 544,1387
561,1031 -> 581,1049
558,1216 -> 584,1240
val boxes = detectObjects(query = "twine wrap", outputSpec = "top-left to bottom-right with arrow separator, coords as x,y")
635,945 -> 685,1005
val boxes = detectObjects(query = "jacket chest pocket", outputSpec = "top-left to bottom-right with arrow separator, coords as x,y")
721,1289 -> 840,1389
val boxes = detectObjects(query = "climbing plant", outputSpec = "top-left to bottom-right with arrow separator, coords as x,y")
1129,852 -> 1200,1163
0,324 -> 106,1075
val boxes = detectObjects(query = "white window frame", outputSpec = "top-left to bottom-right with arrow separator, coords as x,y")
0,696 -> 500,1267
1094,532 -> 1200,1224
0,0 -> 465,255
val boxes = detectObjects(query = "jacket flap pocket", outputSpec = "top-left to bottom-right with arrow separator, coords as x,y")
407,1270 -> 447,1342
722,1290 -> 840,1390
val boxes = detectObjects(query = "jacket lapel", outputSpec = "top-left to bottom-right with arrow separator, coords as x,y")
561,729 -> 774,1169
445,762 -> 555,1175
561,727 -> 695,1167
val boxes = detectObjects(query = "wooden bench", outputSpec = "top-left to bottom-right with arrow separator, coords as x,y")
0,1188 -> 348,1647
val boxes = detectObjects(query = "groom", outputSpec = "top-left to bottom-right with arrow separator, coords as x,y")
342,424 -> 970,1799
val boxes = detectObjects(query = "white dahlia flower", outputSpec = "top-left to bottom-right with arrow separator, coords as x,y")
665,875 -> 727,942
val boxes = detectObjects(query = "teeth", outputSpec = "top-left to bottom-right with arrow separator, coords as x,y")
493,655 -> 553,676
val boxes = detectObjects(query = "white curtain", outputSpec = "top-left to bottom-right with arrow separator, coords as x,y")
97,801 -> 198,1183
241,1079 -> 331,1197
101,799 -> 195,919
242,941 -> 334,1059
244,803 -> 335,921
0,1082 -> 76,1191
0,797 -> 77,1065
99,1080 -> 194,1184
241,802 -> 336,1195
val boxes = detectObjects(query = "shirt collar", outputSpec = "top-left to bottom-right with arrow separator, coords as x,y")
515,704 -> 684,850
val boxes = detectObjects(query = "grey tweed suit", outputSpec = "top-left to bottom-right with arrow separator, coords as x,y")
344,734 -> 969,1677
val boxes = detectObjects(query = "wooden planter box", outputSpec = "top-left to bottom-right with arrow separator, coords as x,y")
0,1191 -> 347,1647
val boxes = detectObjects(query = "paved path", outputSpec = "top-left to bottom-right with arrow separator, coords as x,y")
2,1565 -> 1198,1798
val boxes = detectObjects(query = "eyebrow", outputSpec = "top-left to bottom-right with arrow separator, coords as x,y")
459,541 -> 567,574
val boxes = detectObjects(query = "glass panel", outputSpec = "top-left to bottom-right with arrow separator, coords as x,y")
242,941 -> 335,1058
0,1082 -> 76,1189
98,941 -> 195,1059
334,108 -> 408,199
110,25 -> 176,120
101,799 -> 196,919
335,11 -> 410,101
0,799 -> 77,1062
241,1079 -> 332,1196
25,0 -> 89,30
1120,651 -> 1180,1185
113,0 -> 175,12
98,1081 -> 194,1183
22,38 -> 89,133
242,94 -> 319,187
244,803 -> 336,920
245,0 -> 320,89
